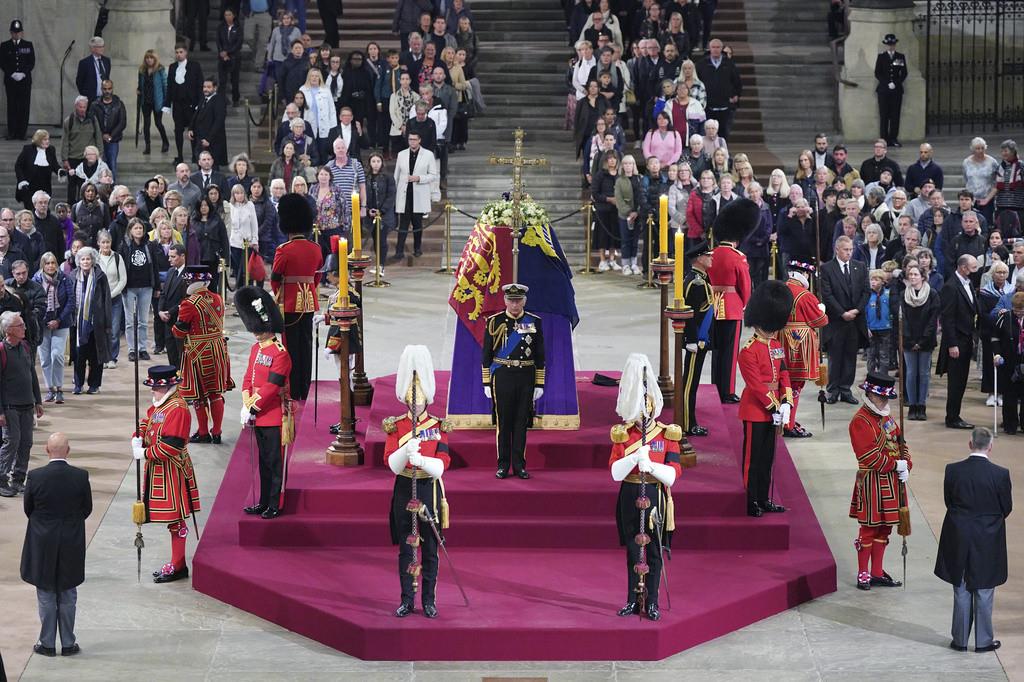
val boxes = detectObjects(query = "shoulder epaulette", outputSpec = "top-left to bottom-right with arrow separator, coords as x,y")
610,424 -> 629,444
485,310 -> 504,321
439,418 -> 454,433
662,423 -> 683,442
382,415 -> 406,434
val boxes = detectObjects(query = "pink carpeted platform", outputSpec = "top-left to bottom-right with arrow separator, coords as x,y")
192,372 -> 836,661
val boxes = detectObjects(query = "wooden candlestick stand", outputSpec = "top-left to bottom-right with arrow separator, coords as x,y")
325,285 -> 365,466
349,252 -> 374,406
651,257 -> 675,403
666,303 -> 697,468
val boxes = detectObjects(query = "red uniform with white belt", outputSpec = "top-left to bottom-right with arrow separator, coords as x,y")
708,242 -> 752,398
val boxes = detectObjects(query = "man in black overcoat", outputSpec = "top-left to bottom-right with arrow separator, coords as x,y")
819,235 -> 869,404
934,427 -> 1012,653
159,244 -> 188,369
20,432 -> 92,657
189,77 -> 228,167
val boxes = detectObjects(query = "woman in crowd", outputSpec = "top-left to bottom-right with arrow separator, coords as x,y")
982,228 -> 1005,272
585,117 -> 611,184
416,43 -> 445,89
649,78 -> 675,122
62,237 -> 84,277
980,259 -> 1013,407
300,69 -> 336,162
290,174 -> 317,212
73,145 -> 111,191
734,154 -> 756,197
663,83 -> 704,139
341,50 -> 375,130
700,118 -> 727,158
312,165 -> 344,258
962,136 -> 1000,224
642,111 -> 683,168
899,262 -> 940,421
365,152 -> 397,263
456,16 -> 478,71
15,130 -> 61,210
590,151 -> 621,272
14,210 -> 43,270
205,184 -> 228,226
676,59 -> 706,108
854,223 -> 889,270
191,197 -> 229,293
264,11 -> 300,97
34,251 -> 74,404
71,182 -> 109,245
850,179 -> 866,212
70,246 -> 112,395
764,169 -> 790,225
741,181 -> 773,287
792,150 -> 815,189
365,42 -> 385,148
915,246 -> 943,291
571,40 -> 596,103
389,71 -> 419,155
668,162 -> 696,233
685,169 -> 718,241
708,147 -> 732,182
136,49 -> 169,155
95,230 -> 126,368
250,178 -> 282,267
162,189 -> 182,216
223,154 -> 254,197
269,140 -> 299,190
226,184 -> 259,289
614,154 -> 643,275
118,218 -> 159,361
170,206 -> 200,265
574,79 -> 603,163
149,218 -> 177,355
446,46 -> 472,151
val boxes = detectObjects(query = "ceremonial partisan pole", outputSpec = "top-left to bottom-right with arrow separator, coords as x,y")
131,312 -> 145,582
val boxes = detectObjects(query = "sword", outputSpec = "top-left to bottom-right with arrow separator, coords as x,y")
418,504 -> 471,607
650,506 -> 671,611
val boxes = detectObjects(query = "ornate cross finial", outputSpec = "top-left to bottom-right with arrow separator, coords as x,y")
489,128 -> 548,282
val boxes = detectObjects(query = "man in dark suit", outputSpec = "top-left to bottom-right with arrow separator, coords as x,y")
216,7 -> 243,107
190,150 -> 226,193
820,235 -> 869,404
158,245 -> 188,369
327,106 -> 366,163
74,36 -> 110,101
697,39 -> 742,139
318,0 -> 344,48
167,43 -> 204,165
874,34 -> 908,148
189,77 -> 228,167
939,254 -> 980,429
934,427 -> 1011,653
993,292 -> 1024,434
20,432 -> 91,657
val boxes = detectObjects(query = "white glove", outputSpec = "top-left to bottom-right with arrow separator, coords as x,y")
162,107 -> 172,115
323,346 -> 334,358
17,181 -> 29,189
898,468 -> 909,483
131,436 -> 145,460
533,387 -> 544,402
685,343 -> 698,353
771,411 -> 783,427
778,403 -> 791,426
888,82 -> 895,90
11,72 -> 25,81
240,405 -> 253,425
994,354 -> 1004,366
405,438 -> 422,458
635,444 -> 651,461
408,451 -> 425,467
818,303 -> 826,312
637,458 -> 654,474
313,314 -> 325,325
895,459 -> 908,473
484,386 -> 492,399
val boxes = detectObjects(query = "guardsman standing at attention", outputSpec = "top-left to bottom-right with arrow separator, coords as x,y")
383,345 -> 452,619
738,280 -> 794,518
236,285 -> 292,520
850,372 -> 910,591
482,283 -> 545,480
0,19 -> 35,140
708,199 -> 757,403
171,264 -> 234,444
681,238 -> 715,436
609,353 -> 681,622
132,365 -> 201,584
875,34 -> 908,148
271,194 -> 323,402
782,260 -> 828,439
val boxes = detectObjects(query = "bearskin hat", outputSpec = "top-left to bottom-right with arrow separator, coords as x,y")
712,197 -> 760,244
278,193 -> 314,234
744,279 -> 794,333
234,285 -> 284,334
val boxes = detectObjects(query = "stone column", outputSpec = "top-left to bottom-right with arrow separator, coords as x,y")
839,0 -> 925,142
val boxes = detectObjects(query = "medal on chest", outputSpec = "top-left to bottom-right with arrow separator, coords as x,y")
256,352 -> 273,368
417,427 -> 441,441
649,439 -> 665,453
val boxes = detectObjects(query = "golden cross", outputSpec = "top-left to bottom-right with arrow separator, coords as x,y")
489,128 -> 548,282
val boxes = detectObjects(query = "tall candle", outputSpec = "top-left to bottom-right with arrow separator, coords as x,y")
350,192 -> 361,254
674,230 -> 684,302
338,237 -> 349,307
659,195 -> 669,257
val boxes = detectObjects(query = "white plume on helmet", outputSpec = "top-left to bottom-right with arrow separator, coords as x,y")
395,345 -> 436,406
616,353 -> 663,423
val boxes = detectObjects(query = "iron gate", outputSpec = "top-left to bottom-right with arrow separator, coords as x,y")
923,0 -> 1024,134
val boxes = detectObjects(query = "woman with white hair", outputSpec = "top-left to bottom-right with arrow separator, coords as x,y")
70,245 -> 113,394
854,223 -> 889,270
73,145 -> 111,189
14,130 -> 61,210
962,136 -> 1000,224
33,252 -> 75,403
764,168 -> 790,226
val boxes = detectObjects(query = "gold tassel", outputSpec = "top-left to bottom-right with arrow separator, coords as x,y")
438,479 -> 450,529
132,500 -> 146,525
898,506 -> 911,537
282,406 -> 295,446
815,363 -> 828,386
665,488 -> 676,532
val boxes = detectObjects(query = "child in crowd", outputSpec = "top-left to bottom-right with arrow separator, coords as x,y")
866,269 -> 893,374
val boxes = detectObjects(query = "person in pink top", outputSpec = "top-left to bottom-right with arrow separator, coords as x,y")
642,111 -> 682,168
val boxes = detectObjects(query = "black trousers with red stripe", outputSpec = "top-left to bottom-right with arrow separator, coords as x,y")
712,319 -> 740,398
742,420 -> 778,512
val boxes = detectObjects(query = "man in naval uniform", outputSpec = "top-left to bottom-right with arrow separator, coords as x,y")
680,239 -> 714,436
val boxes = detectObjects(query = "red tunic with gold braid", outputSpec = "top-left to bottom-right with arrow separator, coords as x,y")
171,288 -> 234,401
738,333 -> 793,422
242,337 -> 292,427
270,236 -> 323,313
383,413 -> 453,469
383,413 -> 453,543
707,243 -> 751,321
140,391 -> 201,524
848,405 -> 912,526
608,421 -> 682,542
783,280 -> 828,382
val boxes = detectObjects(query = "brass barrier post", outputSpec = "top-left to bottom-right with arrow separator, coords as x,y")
436,202 -> 454,275
636,214 -> 658,289
365,213 -> 391,288
578,203 -> 594,274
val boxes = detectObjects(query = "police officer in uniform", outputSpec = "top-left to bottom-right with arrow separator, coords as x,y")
1,19 -> 34,140
482,283 -> 545,480
681,239 -> 714,436
874,34 -> 907,148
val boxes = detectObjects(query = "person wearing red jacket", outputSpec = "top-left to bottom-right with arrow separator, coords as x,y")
738,280 -> 793,518
236,285 -> 293,520
685,169 -> 719,240
383,345 -> 452,620
782,261 -> 829,438
171,264 -> 234,444
608,353 -> 681,622
708,199 -> 756,402
131,365 -> 200,584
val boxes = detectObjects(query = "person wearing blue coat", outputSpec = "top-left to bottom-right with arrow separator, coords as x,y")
137,50 -> 169,156
32,252 -> 75,403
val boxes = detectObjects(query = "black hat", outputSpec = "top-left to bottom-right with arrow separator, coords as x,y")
882,34 -> 898,45
10,19 -> 23,33
685,238 -> 713,261
860,372 -> 897,398
711,198 -> 760,244
278,193 -> 314,234
743,279 -> 793,332
502,283 -> 529,299
592,373 -> 620,387
234,285 -> 284,334
787,260 -> 816,274
144,365 -> 180,388
182,264 -> 213,282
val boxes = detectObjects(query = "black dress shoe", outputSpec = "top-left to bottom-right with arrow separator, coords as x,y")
747,503 -> 763,518
856,574 -> 871,590
329,422 -> 341,435
153,566 -> 189,583
173,156 -> 184,165
761,500 -> 787,513
244,504 -> 267,515
395,602 -> 414,617
825,394 -> 838,404
139,351 -> 151,361
687,425 -> 708,436
495,468 -> 508,479
153,346 -> 165,354
161,142 -> 170,153
516,470 -> 531,479
61,643 -> 81,656
260,507 -> 282,519
33,644 -> 57,657
617,601 -> 639,616
949,641 -> 968,652
0,485 -> 16,497
946,419 -> 974,430
423,604 -> 438,618
190,433 -> 213,443
128,350 -> 137,362
211,434 -> 222,444
869,571 -> 902,587
840,393 -> 859,405
646,603 -> 660,621
976,640 -> 1001,653
721,394 -> 740,404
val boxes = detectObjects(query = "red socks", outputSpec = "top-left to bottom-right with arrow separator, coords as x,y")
870,526 -> 892,578
209,395 -> 225,436
856,525 -> 892,577
788,382 -> 804,429
169,522 -> 187,571
194,400 -> 209,436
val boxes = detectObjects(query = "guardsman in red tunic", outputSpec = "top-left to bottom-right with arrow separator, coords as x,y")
849,372 -> 911,590
609,353 -> 681,622
383,345 -> 452,619
708,199 -> 757,403
132,365 -> 200,584
782,261 -> 828,438
270,194 -> 323,402
738,280 -> 794,518
171,264 -> 234,444
236,285 -> 293,519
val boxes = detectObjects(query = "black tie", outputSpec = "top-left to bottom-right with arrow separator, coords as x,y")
843,261 -> 851,284
203,174 -> 210,187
